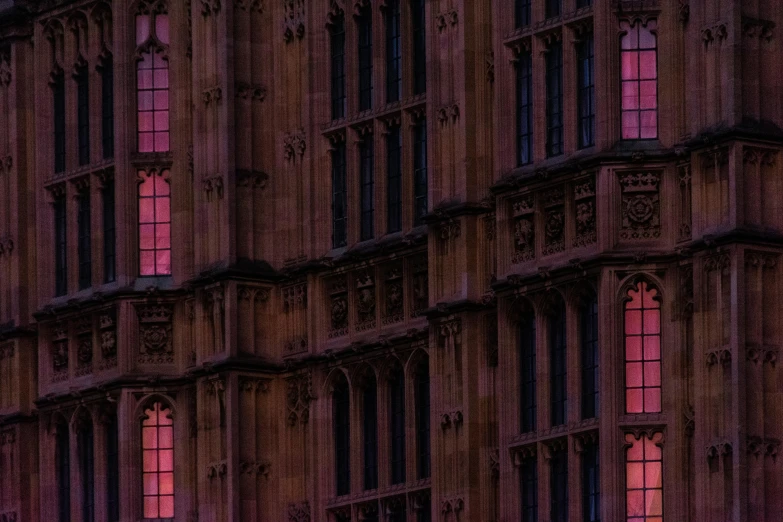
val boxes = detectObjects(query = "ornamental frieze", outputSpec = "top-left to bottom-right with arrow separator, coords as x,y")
619,171 -> 661,240
136,304 -> 174,364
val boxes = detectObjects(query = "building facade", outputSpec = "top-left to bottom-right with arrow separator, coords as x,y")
0,0 -> 781,521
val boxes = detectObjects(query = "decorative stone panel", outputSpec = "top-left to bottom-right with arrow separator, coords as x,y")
541,186 -> 565,255
573,176 -> 597,247
327,276 -> 349,338
355,270 -> 376,332
411,255 -> 428,317
511,195 -> 535,263
286,371 -> 313,426
382,262 -> 404,325
75,315 -> 93,376
136,304 -> 174,364
619,171 -> 661,240
51,323 -> 68,382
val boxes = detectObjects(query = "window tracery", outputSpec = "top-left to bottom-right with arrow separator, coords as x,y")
624,280 -> 662,414
135,3 -> 170,153
141,401 -> 174,519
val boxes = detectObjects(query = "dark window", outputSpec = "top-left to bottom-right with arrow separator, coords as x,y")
360,138 -> 375,241
77,65 -> 90,166
550,299 -> 567,427
78,190 -> 91,290
79,423 -> 95,522
415,358 -> 431,479
413,119 -> 428,224
363,375 -> 379,490
101,55 -> 115,159
546,41 -> 564,157
545,0 -> 561,18
387,126 -> 402,233
103,179 -> 116,283
56,424 -> 71,522
577,0 -> 592,7
53,72 -> 66,173
515,0 -> 531,28
332,142 -> 348,248
577,34 -> 595,149
417,495 -> 432,522
54,195 -> 67,297
330,12 -> 346,119
106,413 -> 120,522
333,375 -> 351,496
581,295 -> 599,419
390,368 -> 406,484
386,0 -> 401,103
411,0 -> 426,94
519,313 -> 536,433
358,5 -> 373,111
516,50 -> 533,166
389,509 -> 407,522
520,457 -> 538,522
550,449 -> 568,522
582,444 -> 600,522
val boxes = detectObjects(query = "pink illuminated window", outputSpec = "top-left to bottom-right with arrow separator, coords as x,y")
625,432 -> 663,522
620,18 -> 657,140
136,12 -> 170,153
624,281 -> 661,413
142,402 -> 174,520
138,169 -> 171,276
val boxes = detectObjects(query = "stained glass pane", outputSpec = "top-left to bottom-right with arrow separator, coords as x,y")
136,15 -> 150,45
156,14 -> 170,44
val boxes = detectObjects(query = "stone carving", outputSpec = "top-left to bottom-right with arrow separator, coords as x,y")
235,0 -> 264,13
355,271 -> 376,331
201,0 -> 222,16
743,146 -> 777,167
288,502 -> 310,522
684,404 -> 695,437
678,0 -> 689,24
678,163 -> 692,241
284,336 -> 308,354
357,502 -> 378,521
436,103 -> 460,124
0,342 -> 13,360
706,440 -> 732,471
440,496 -> 464,514
411,256 -> 428,317
328,276 -> 349,338
435,9 -> 458,32
619,172 -> 661,240
240,459 -> 271,476
282,281 -> 307,311
382,263 -> 403,325
283,0 -> 305,42
206,285 -> 226,352
439,220 -> 461,240
283,130 -> 306,161
705,348 -> 731,367
0,511 -> 17,522
704,253 -> 730,273
742,17 -> 775,42
286,371 -> 313,425
235,82 -> 266,101
746,436 -> 780,461
206,460 -> 227,478
746,344 -> 778,367
202,175 -> 224,200
701,22 -> 727,47
541,186 -> 565,256
440,409 -> 464,429
574,176 -> 597,247
680,264 -> 694,317
745,251 -> 777,269
512,195 -> 535,263
0,48 -> 11,87
202,86 -> 222,104
488,447 -> 499,479
239,377 -> 271,393
137,304 -> 174,364
238,285 -> 271,302
237,169 -> 269,189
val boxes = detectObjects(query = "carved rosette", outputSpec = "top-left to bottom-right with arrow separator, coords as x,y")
574,176 -> 597,246
355,271 -> 376,331
327,276 -> 349,338
619,172 -> 661,240
411,255 -> 428,317
136,304 -> 174,364
286,371 -> 313,426
541,186 -> 565,255
511,195 -> 535,263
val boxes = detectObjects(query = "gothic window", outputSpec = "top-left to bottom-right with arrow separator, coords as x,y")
411,0 -> 426,94
625,433 -> 663,522
359,137 -> 375,241
363,373 -> 379,490
624,281 -> 661,414
550,297 -> 567,427
54,194 -> 68,297
519,311 -> 536,433
138,169 -> 171,276
516,49 -> 533,166
106,413 -> 120,522
387,125 -> 402,233
577,33 -> 595,149
520,457 -> 538,522
101,54 -> 115,159
581,294 -> 599,420
515,0 -> 531,28
136,9 -> 170,153
390,366 -> 406,484
413,118 -> 427,225
103,178 -> 116,283
53,71 -> 66,173
333,374 -> 351,496
78,189 -> 92,290
386,0 -> 401,103
620,19 -> 657,140
357,2 -> 373,111
546,40 -> 564,157
79,420 -> 95,522
332,142 -> 348,248
582,444 -> 600,522
76,64 -> 90,165
142,401 -> 174,520
414,357 -> 431,479
56,421 -> 71,522
577,0 -> 591,7
330,11 -> 346,120
417,496 -> 432,522
550,448 -> 568,522
545,0 -> 561,19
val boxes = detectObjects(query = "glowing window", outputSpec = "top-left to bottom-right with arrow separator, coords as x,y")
142,402 -> 174,520
624,281 -> 661,414
620,19 -> 657,140
136,12 -> 170,152
625,432 -> 663,522
138,169 -> 171,276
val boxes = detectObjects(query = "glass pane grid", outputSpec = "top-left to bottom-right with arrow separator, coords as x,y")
550,304 -> 567,426
577,35 -> 595,149
334,378 -> 351,496
386,0 -> 401,103
581,298 -> 599,419
332,144 -> 348,248
77,66 -> 90,166
520,457 -> 538,522
620,21 -> 658,140
330,15 -> 346,120
412,0 -> 426,94
138,170 -> 172,276
360,139 -> 375,241
142,402 -> 174,520
626,436 -> 663,522
137,50 -> 170,153
520,315 -> 537,433
624,283 -> 662,414
78,192 -> 92,289
358,8 -> 373,111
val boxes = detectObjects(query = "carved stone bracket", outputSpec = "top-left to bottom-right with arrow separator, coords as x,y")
201,0 -> 222,16
701,22 -> 727,47
705,347 -> 732,367
436,103 -> 459,124
573,431 -> 599,453
206,460 -> 227,479
706,440 -> 733,471
202,175 -> 224,200
283,281 -> 307,311
742,17 -> 775,42
236,81 -> 266,101
283,0 -> 306,42
235,0 -> 264,13
239,376 -> 271,393
684,404 -> 695,437
0,342 -> 14,360
435,9 -> 458,32
439,219 -> 461,241
438,319 -> 461,345
202,86 -> 222,104
488,447 -> 499,479
746,344 -> 778,367
747,436 -> 780,461
440,409 -> 463,429
440,495 -> 464,515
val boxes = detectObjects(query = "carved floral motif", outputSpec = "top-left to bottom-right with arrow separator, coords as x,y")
619,172 -> 661,240
137,304 -> 174,364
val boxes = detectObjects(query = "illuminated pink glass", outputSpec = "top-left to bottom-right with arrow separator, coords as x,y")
136,14 -> 150,45
138,170 -> 172,276
624,281 -> 661,414
625,433 -> 664,522
620,19 -> 657,140
136,48 -> 170,153
142,402 -> 174,519
155,14 -> 170,45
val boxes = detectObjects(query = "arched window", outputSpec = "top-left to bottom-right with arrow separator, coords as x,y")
138,168 -> 171,276
624,280 -> 661,414
620,18 -> 657,140
414,357 -> 430,479
580,294 -> 599,419
333,373 -> 351,496
329,9 -> 346,120
389,365 -> 405,485
135,7 -> 170,152
106,412 -> 120,522
385,0 -> 401,103
56,420 -> 70,522
519,311 -> 536,433
411,0 -> 426,94
78,419 -> 95,522
549,296 -> 567,426
625,432 -> 663,521
362,372 -> 379,490
357,0 -> 373,111
142,401 -> 174,519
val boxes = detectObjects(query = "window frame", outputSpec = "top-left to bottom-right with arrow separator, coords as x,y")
357,3 -> 373,112
362,374 -> 379,491
56,421 -> 71,522
78,420 -> 95,522
581,443 -> 600,522
385,0 -> 402,103
413,118 -> 428,225
76,63 -> 90,166
411,0 -> 426,95
623,280 -> 662,414
386,125 -> 402,233
545,40 -> 564,158
103,177 -> 116,283
77,187 -> 92,290
140,401 -> 175,520
580,294 -> 599,420
135,11 -> 171,154
576,32 -> 595,149
331,141 -> 348,248
137,168 -> 172,277
549,298 -> 567,427
329,10 -> 347,120
389,366 -> 406,485
359,136 -> 375,241
624,432 -> 664,522
100,53 -> 115,159
54,193 -> 68,297
519,311 -> 537,433
333,374 -> 351,496
620,18 -> 658,140
414,357 -> 431,480
550,447 -> 568,522
53,71 -> 66,173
